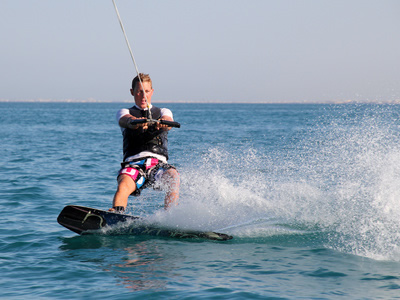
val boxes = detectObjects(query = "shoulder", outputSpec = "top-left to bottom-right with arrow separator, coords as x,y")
116,108 -> 130,121
151,105 -> 173,119
160,108 -> 173,119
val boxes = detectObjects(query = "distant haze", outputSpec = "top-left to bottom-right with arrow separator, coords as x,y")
1,0 -> 400,103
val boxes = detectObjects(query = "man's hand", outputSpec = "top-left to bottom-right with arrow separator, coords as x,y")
155,117 -> 173,131
120,115 -> 149,130
120,115 -> 176,131
131,118 -> 149,131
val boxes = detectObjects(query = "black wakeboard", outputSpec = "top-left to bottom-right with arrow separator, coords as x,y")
57,205 -> 233,241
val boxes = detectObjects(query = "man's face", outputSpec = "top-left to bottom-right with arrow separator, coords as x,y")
131,81 -> 153,109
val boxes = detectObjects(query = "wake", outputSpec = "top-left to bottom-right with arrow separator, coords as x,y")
153,105 -> 400,260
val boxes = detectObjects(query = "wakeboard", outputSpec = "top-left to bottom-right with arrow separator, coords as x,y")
57,205 -> 233,241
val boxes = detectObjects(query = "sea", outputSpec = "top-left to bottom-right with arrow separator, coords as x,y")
2,102 -> 400,299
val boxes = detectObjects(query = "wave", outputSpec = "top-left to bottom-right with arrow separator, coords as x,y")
148,105 -> 400,261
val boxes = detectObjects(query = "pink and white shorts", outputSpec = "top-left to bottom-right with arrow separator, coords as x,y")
118,157 -> 176,195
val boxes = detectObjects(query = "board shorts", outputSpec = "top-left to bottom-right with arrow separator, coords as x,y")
118,157 -> 176,196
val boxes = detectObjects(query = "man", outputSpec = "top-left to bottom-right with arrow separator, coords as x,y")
110,73 -> 179,213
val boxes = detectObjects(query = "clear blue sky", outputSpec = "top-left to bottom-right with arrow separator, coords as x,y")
1,0 -> 400,103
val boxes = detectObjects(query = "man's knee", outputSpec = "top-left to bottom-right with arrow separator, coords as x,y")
117,175 -> 136,194
164,168 -> 179,179
162,169 -> 180,187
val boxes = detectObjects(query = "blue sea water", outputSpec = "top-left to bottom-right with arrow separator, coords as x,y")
2,102 -> 400,299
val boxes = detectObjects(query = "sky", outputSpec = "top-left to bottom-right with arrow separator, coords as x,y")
1,0 -> 400,103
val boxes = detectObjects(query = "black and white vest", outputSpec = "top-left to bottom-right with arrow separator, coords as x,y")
122,106 -> 169,161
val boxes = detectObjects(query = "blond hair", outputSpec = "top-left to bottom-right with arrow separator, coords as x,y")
131,73 -> 152,90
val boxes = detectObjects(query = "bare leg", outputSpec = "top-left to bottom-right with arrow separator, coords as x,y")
110,174 -> 136,211
162,168 -> 180,209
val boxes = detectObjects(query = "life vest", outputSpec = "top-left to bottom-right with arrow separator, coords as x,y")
122,106 -> 169,161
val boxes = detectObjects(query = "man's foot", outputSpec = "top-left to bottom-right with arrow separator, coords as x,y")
108,206 -> 125,213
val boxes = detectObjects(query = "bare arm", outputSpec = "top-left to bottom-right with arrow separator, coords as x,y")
119,114 -> 149,130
